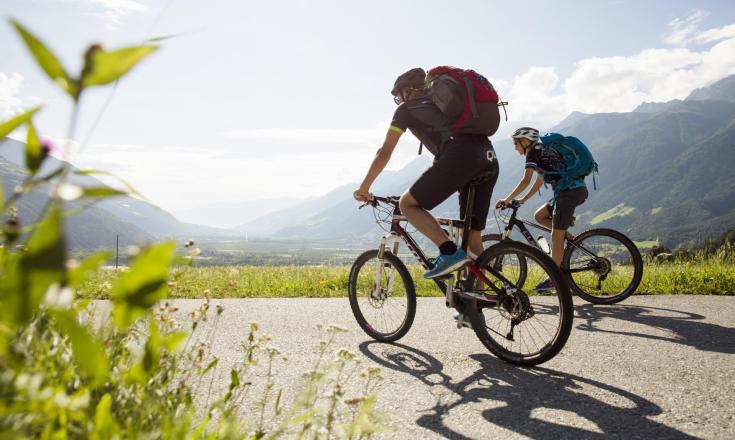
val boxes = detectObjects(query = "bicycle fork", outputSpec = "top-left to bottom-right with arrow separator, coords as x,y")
374,232 -> 401,298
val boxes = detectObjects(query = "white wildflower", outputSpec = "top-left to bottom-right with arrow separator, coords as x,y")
57,183 -> 83,201
43,283 -> 74,309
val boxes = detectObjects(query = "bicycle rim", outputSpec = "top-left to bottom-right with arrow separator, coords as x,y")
348,250 -> 416,342
564,228 -> 643,304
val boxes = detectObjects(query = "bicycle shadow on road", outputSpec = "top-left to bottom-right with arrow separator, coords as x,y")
574,303 -> 735,354
359,341 -> 696,440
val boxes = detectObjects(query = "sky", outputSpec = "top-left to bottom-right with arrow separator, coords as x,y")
1,0 -> 735,214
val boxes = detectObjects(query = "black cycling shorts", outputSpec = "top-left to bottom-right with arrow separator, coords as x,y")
409,136 -> 499,231
544,187 -> 588,230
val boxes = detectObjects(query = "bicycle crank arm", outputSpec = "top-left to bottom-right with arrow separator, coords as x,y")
456,291 -> 498,305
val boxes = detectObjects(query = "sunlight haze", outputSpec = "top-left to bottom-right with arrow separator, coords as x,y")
1,0 -> 735,214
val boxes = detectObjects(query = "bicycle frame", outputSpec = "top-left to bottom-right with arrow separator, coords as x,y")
371,194 -> 517,305
498,205 -> 601,273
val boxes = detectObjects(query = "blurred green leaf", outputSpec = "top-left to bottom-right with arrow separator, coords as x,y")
91,394 -> 121,440
162,331 -> 187,352
25,121 -> 42,174
145,32 -> 190,43
111,241 -> 175,329
346,393 -> 385,437
16,205 -> 66,325
201,358 -> 218,375
11,20 -> 76,98
52,310 -> 109,387
82,45 -> 158,87
74,169 -> 145,199
81,187 -> 128,199
0,252 -> 22,327
68,251 -> 110,289
143,319 -> 161,373
0,106 -> 40,139
224,369 -> 240,402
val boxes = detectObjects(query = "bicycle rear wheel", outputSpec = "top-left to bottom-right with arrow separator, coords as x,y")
464,241 -> 573,366
563,228 -> 643,305
348,250 -> 416,342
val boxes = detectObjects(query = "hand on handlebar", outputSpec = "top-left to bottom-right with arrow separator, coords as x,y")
496,198 -> 522,209
353,188 -> 372,203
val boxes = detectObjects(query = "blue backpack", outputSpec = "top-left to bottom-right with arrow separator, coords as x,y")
539,132 -> 598,193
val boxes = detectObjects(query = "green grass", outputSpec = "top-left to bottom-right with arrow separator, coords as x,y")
637,261 -> 735,295
78,260 -> 735,299
590,203 -> 636,225
634,240 -> 660,249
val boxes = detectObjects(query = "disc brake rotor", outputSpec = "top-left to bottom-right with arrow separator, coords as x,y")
497,288 -> 534,322
369,283 -> 388,307
593,257 -> 612,276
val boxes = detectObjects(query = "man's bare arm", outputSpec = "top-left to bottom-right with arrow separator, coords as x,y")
354,129 -> 402,200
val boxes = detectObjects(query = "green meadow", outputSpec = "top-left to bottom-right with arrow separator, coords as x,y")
78,258 -> 735,299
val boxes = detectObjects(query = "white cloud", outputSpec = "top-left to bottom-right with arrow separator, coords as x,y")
56,0 -> 149,29
496,22 -> 735,133
563,48 -> 703,113
0,72 -> 25,120
222,126 -> 384,146
666,9 -> 710,45
69,141 -> 375,212
694,23 -> 735,44
500,67 -> 568,132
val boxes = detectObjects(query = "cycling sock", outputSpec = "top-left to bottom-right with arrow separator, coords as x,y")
439,241 -> 457,255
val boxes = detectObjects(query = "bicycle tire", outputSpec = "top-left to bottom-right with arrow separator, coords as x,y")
481,233 -> 529,288
348,250 -> 416,342
464,241 -> 573,366
562,228 -> 643,305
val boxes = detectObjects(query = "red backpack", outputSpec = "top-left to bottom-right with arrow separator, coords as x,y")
425,66 -> 502,136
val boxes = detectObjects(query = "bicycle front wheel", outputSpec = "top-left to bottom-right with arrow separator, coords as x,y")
464,241 -> 573,366
348,250 -> 416,342
563,228 -> 643,305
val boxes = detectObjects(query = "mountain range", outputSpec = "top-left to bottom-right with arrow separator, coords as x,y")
0,140 -> 236,250
234,74 -> 735,248
3,74 -> 735,250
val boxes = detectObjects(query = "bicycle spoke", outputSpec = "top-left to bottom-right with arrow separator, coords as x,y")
468,242 -> 572,364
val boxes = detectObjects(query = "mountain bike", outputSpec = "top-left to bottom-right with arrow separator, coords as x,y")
347,186 -> 574,366
484,200 -> 643,305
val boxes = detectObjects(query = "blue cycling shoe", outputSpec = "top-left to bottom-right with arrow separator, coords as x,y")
423,249 -> 469,279
533,278 -> 556,293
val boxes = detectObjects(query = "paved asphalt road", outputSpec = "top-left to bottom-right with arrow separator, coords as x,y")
150,296 -> 734,439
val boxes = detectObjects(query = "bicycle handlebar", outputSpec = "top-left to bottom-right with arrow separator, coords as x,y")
358,194 -> 400,209
497,199 -> 522,210
372,195 -> 400,205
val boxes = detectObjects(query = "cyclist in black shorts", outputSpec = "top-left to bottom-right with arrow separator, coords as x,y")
353,68 -> 499,279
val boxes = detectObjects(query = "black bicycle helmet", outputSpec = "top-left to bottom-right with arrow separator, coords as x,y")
391,68 -> 426,96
